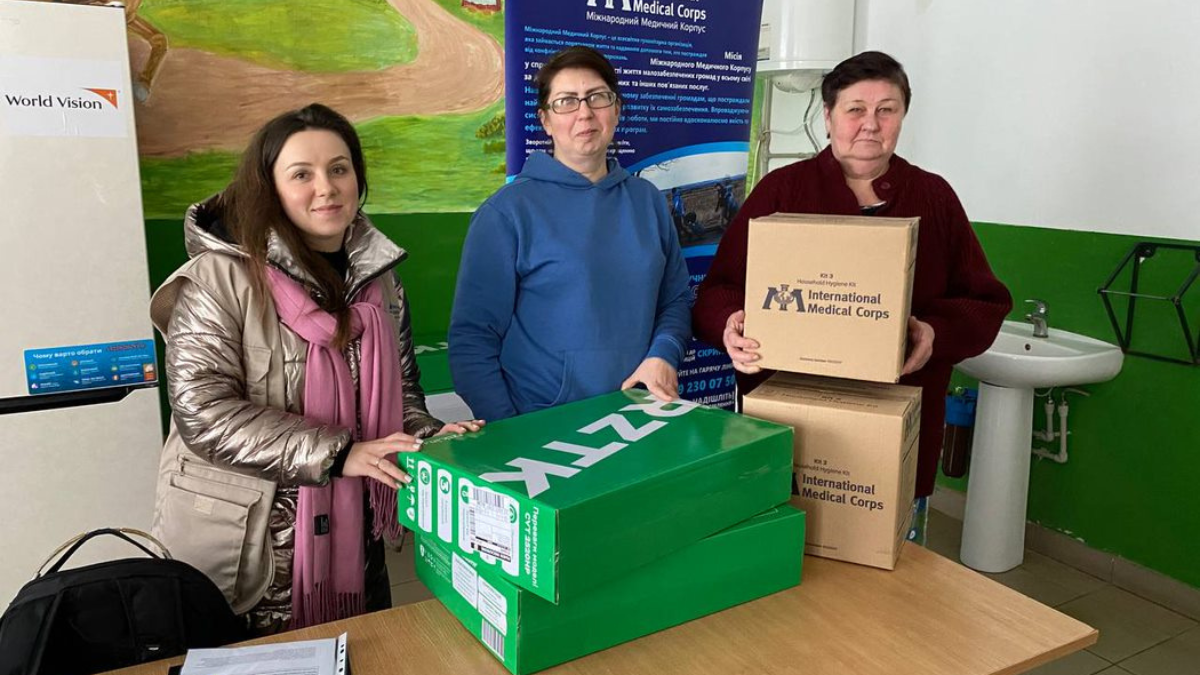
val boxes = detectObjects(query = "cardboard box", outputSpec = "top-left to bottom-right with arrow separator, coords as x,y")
743,373 -> 921,569
397,390 -> 793,603
416,506 -> 805,675
744,213 -> 919,382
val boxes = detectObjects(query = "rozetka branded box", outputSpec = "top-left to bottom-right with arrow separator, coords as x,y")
744,213 -> 919,383
416,506 -> 806,674
397,390 -> 793,603
743,373 -> 921,570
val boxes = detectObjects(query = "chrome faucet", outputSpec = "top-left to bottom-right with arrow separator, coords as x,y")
1025,299 -> 1050,338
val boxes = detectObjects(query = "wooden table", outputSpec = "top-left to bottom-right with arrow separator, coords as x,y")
107,545 -> 1096,675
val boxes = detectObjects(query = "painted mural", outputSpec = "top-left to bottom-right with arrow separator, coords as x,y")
109,0 -> 504,216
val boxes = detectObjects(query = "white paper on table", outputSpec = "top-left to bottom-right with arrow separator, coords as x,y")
180,632 -> 349,675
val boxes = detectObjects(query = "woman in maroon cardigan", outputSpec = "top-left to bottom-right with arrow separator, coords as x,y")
693,51 -> 1012,540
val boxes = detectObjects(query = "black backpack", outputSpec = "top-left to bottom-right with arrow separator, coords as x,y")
0,528 -> 246,675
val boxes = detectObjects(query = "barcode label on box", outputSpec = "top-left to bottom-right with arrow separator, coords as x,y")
475,487 -> 505,509
468,486 -> 515,563
481,618 -> 505,659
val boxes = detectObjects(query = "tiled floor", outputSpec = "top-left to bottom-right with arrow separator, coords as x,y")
924,509 -> 1200,675
385,530 -> 433,606
386,511 -> 1198,674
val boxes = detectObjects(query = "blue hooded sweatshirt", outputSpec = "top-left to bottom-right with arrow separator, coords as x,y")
449,151 -> 691,421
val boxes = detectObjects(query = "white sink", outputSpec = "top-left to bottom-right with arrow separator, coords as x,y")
956,321 -> 1124,389
955,320 -> 1123,574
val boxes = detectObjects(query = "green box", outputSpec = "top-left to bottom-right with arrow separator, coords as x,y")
416,506 -> 806,674
398,390 -> 793,603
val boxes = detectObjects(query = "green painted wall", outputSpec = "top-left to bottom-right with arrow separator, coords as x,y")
938,222 -> 1199,588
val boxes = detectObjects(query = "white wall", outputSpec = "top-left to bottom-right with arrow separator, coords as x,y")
767,0 -> 1200,240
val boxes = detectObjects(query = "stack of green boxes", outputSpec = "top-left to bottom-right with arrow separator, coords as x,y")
400,390 -> 806,674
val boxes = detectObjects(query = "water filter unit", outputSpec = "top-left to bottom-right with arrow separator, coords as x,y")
942,388 -> 978,478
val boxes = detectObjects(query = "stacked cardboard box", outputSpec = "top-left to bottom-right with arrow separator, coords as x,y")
400,390 -> 805,673
744,213 -> 918,383
742,213 -> 923,569
744,374 -> 920,569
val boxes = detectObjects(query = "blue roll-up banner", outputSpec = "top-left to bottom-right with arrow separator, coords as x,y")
505,0 -> 764,409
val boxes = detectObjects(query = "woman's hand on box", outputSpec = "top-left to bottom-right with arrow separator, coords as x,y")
621,357 -> 678,402
723,310 -> 762,374
344,432 -> 424,488
436,420 -> 486,435
901,316 -> 935,375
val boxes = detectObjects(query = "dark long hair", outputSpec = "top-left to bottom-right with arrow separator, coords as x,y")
223,103 -> 368,348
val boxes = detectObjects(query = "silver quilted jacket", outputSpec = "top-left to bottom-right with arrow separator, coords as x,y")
149,197 -> 441,633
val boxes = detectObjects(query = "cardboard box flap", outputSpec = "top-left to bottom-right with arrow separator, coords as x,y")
747,373 -> 921,417
747,218 -> 916,270
753,212 -> 920,230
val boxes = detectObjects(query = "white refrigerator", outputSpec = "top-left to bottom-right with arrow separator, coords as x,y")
0,0 -> 163,604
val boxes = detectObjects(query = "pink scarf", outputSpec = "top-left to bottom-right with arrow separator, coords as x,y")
266,266 -> 405,629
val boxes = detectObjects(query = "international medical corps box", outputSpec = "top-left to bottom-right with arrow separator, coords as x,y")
397,390 -> 793,603
743,373 -> 921,570
416,506 -> 806,674
744,213 -> 919,383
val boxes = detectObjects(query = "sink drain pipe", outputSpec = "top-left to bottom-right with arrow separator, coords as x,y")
1032,388 -> 1090,463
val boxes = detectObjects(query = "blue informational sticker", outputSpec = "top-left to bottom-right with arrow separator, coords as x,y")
24,339 -> 158,396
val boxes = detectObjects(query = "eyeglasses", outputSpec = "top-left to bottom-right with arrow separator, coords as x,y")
547,91 -> 618,114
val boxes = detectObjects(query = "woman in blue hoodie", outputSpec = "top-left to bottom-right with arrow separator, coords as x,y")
449,46 -> 692,421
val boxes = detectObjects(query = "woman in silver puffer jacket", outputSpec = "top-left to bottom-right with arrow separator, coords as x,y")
148,104 -> 483,635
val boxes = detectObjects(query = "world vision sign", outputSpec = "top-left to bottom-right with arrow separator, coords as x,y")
3,89 -> 119,111
0,56 -> 127,138
744,213 -> 919,383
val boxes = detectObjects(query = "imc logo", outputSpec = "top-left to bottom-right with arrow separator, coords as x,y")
586,0 -> 633,9
761,283 -> 805,312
